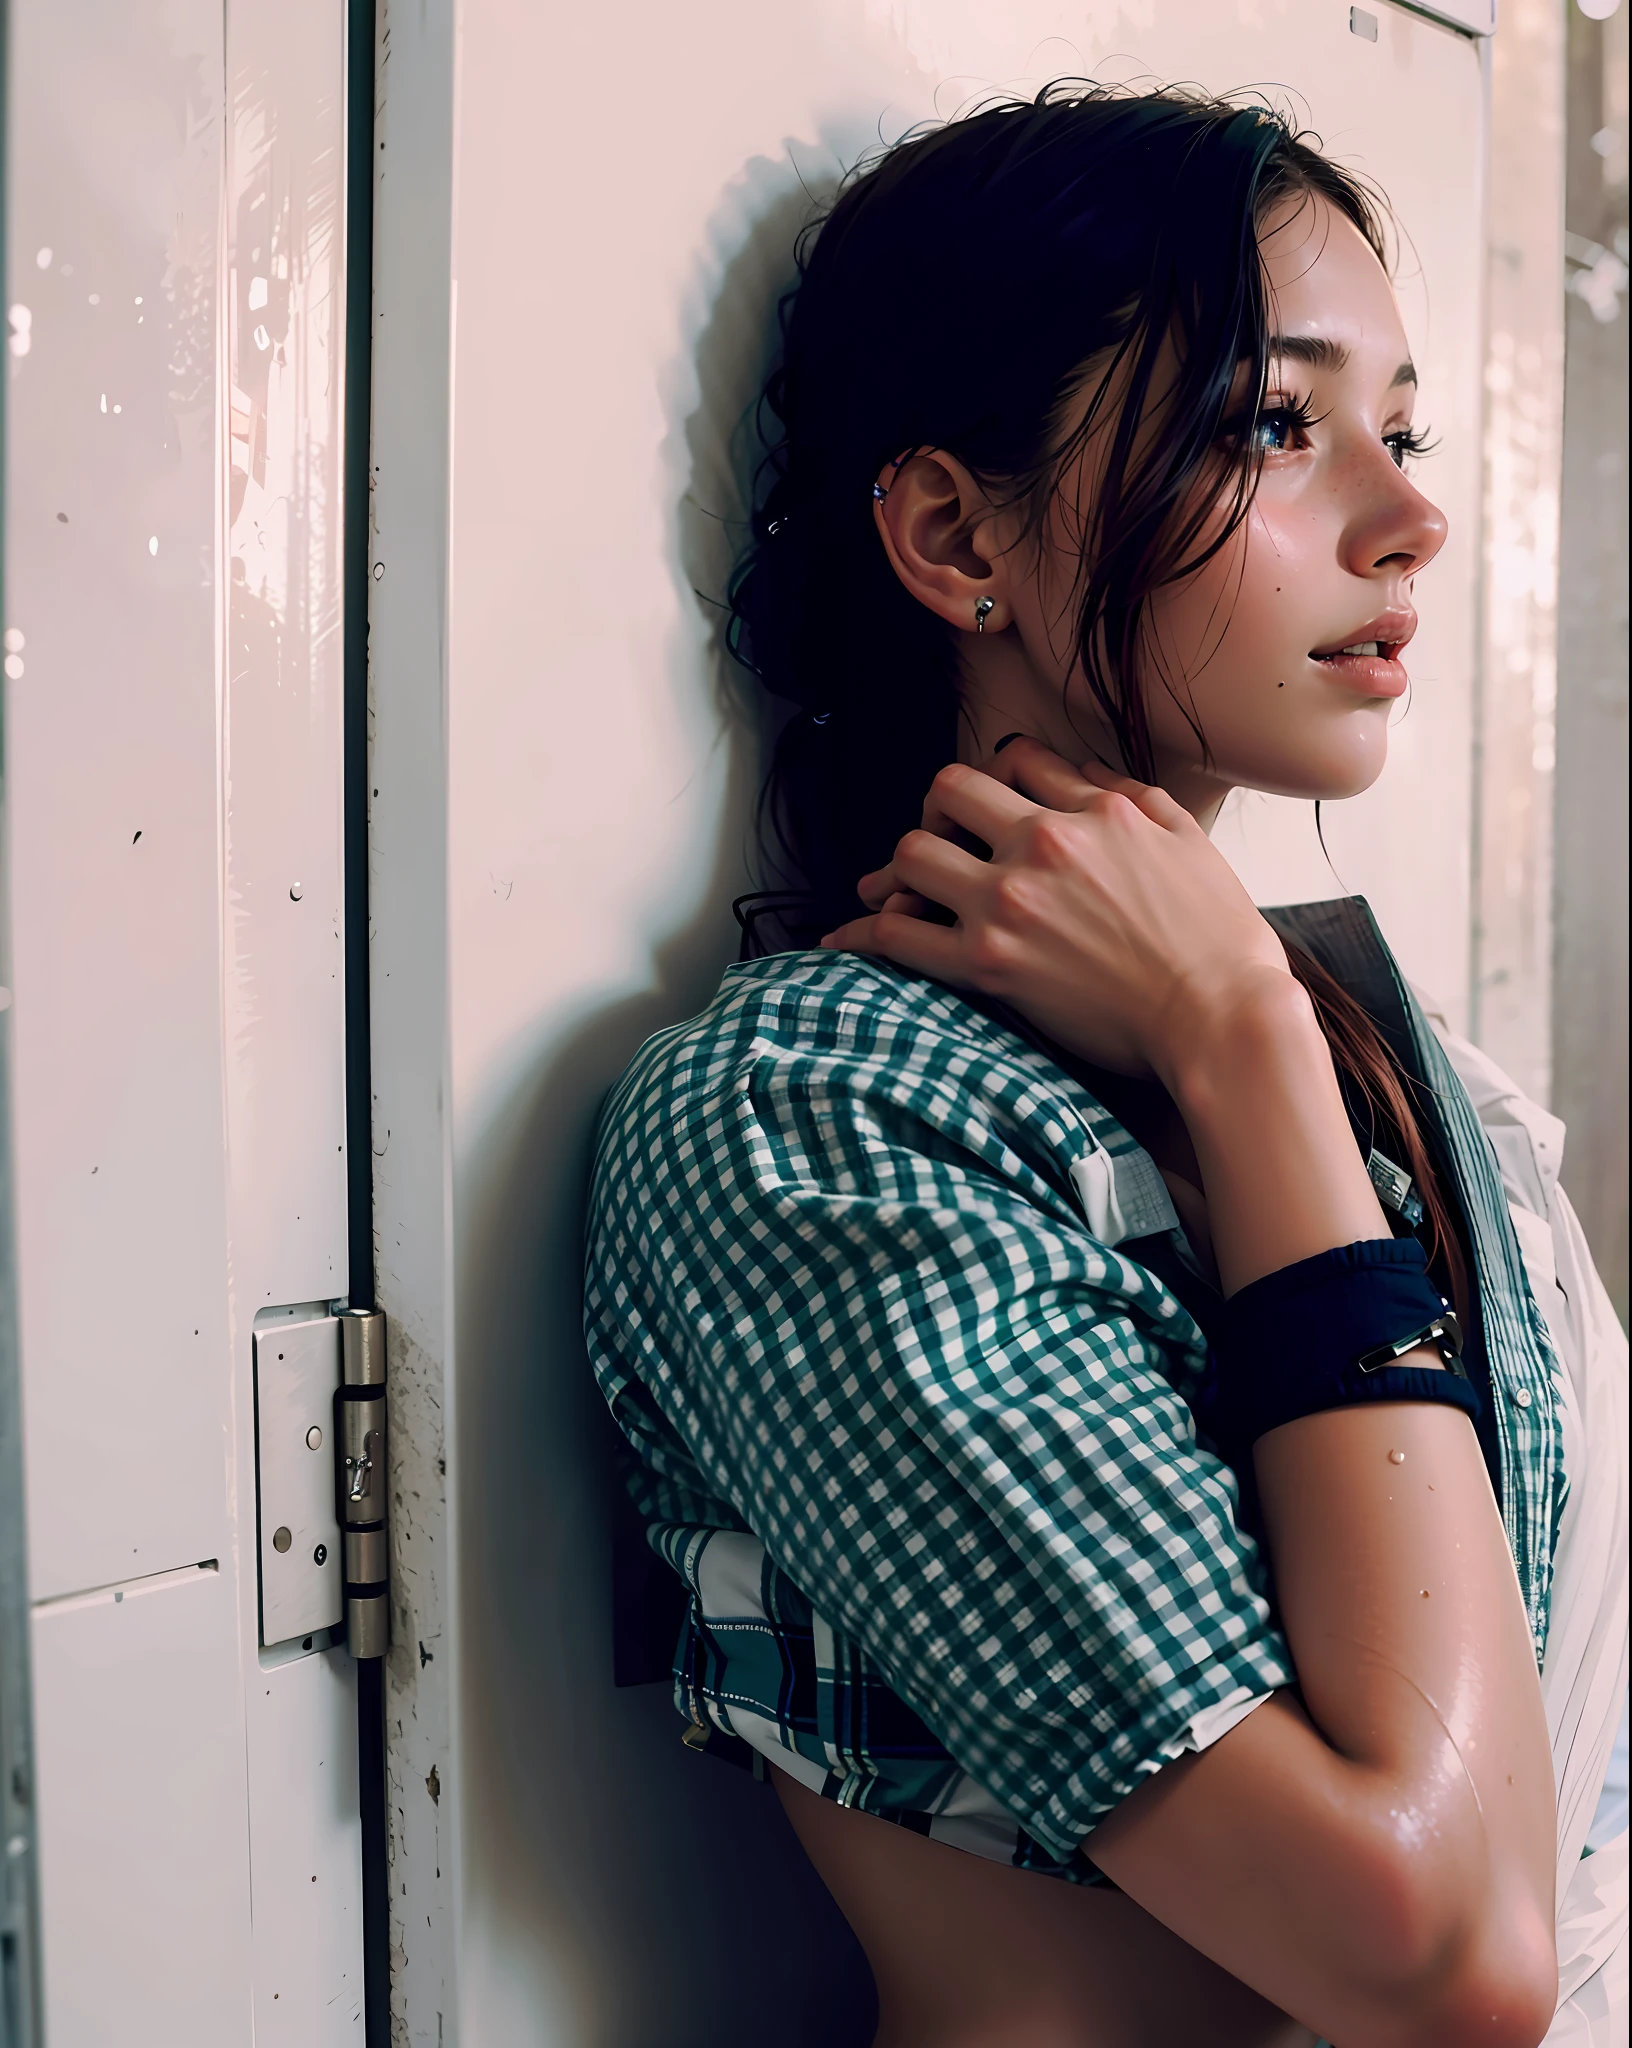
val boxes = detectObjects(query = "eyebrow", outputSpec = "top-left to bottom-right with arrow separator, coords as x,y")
1269,333 -> 1417,389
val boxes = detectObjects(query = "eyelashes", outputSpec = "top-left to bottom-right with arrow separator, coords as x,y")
1261,391 -> 1326,452
1226,389 -> 1438,468
1382,423 -> 1438,467
1254,390 -> 1327,453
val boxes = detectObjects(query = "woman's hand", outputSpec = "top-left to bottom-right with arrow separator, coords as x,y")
826,736 -> 1389,1289
821,738 -> 1293,1083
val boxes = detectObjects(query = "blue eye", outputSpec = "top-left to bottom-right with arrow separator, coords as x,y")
1251,393 -> 1321,455
1255,408 -> 1300,453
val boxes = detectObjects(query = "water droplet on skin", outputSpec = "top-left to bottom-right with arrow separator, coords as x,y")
1388,1448 -> 1406,1465
289,883 -> 303,901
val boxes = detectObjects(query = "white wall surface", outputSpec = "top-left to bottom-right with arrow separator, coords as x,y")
367,3 -> 1490,2041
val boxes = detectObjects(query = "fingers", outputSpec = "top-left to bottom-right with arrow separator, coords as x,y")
888,829 -> 989,910
916,746 -> 1191,851
916,760 -> 1040,846
858,865 -> 896,912
1072,756 -> 1196,832
859,829 -> 986,917
857,746 -> 1197,936
976,735 -> 1102,811
820,908 -> 970,985
981,739 -> 1186,833
856,863 -> 933,916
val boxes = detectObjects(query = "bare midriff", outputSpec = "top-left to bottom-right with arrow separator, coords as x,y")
773,1770 -> 1318,2048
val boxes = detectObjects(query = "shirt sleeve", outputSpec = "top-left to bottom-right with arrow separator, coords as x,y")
587,970 -> 1296,1858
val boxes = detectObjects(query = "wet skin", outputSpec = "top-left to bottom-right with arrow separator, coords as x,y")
786,196 -> 1559,2048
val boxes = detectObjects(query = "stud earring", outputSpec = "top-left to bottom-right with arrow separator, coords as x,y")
974,596 -> 995,634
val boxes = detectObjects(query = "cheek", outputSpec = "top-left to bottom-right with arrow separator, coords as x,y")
1152,504 -> 1324,708
1144,507 -> 1393,798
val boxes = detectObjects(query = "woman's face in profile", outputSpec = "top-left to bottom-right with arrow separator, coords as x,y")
1018,194 -> 1450,812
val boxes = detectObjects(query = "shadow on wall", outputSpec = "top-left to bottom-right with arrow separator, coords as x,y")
450,149 -> 879,2047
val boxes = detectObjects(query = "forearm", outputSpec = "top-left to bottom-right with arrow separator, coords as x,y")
1160,969 -> 1390,1293
1246,1402 -> 1555,2037
1093,1414 -> 1555,2043
1098,979 -> 1559,2041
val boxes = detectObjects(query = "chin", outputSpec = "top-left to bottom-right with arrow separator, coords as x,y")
1225,740 -> 1390,804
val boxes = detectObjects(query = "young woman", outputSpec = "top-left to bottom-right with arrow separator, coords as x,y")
584,87 -> 1627,2048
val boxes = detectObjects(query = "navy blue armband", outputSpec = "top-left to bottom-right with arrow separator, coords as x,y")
1213,1237 -> 1481,1460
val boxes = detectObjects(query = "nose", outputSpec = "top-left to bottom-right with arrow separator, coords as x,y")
1341,450 -> 1448,582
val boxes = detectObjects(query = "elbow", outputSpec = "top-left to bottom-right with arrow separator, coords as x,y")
1416,1937 -> 1557,2048
1348,1840 -> 1556,2048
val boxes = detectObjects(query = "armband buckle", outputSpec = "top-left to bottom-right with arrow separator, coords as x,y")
1357,1310 -> 1462,1375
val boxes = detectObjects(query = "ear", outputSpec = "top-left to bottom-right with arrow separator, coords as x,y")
871,451 -> 1017,635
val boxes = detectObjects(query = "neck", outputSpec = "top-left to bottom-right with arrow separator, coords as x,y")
955,644 -> 1234,833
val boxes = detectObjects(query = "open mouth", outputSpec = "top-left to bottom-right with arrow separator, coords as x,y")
1309,638 -> 1410,698
1308,612 -> 1415,697
1313,638 -> 1399,662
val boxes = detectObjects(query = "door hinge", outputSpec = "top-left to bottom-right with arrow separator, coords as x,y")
336,1307 -> 389,1659
253,1302 -> 389,1658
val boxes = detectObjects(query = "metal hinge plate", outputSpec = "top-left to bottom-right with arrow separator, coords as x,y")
254,1304 -> 344,1648
253,1301 -> 389,1657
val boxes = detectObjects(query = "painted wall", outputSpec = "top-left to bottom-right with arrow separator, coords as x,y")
366,3 -> 1490,2040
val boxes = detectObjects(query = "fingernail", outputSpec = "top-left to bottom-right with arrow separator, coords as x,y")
993,731 -> 1026,754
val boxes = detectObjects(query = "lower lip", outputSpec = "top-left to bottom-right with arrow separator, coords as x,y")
1312,651 -> 1409,699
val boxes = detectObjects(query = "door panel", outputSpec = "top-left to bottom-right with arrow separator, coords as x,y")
30,1567 -> 251,2046
244,1643 -> 366,2036
225,0 -> 352,1306
4,2 -> 366,2041
7,0 -> 233,1603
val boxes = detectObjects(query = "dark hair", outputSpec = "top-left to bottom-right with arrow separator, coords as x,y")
726,82 -> 1464,1304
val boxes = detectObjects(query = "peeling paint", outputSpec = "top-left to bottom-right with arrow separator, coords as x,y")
383,1317 -> 451,2048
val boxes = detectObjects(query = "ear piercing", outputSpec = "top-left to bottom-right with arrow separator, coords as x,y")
974,597 -> 995,634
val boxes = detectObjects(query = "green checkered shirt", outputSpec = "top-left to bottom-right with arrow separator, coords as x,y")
583,921 -> 1562,1866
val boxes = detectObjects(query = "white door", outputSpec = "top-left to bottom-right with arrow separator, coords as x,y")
3,2 -> 373,2041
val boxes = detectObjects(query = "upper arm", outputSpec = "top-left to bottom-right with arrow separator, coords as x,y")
589,1016 -> 1297,1860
